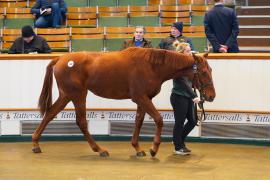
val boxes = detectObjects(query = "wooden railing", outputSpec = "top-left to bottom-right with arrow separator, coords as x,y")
1,53 -> 270,60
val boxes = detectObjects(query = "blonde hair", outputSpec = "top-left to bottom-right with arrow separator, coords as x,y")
172,41 -> 190,53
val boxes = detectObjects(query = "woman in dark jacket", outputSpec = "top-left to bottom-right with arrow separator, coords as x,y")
170,42 -> 200,155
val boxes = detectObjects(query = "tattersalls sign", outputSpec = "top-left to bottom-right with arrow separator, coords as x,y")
0,111 -> 99,121
204,112 -> 270,125
0,110 -> 269,125
0,110 -> 269,138
0,110 -> 175,122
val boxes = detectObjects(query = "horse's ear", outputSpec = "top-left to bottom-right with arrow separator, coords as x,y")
172,41 -> 179,52
192,52 -> 198,62
203,52 -> 209,58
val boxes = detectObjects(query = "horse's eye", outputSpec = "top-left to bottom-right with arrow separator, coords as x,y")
202,72 -> 208,76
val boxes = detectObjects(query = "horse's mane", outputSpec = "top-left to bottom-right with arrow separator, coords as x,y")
122,47 -> 194,69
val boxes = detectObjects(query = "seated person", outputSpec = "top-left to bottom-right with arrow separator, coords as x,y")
9,25 -> 51,54
159,22 -> 194,51
31,0 -> 67,28
122,26 -> 152,49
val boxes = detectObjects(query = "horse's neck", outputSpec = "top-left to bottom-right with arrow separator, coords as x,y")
173,67 -> 194,80
159,55 -> 194,82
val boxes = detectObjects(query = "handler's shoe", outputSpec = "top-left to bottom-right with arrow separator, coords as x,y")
174,148 -> 191,155
183,146 -> 191,153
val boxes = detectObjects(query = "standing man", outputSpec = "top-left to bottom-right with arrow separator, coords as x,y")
204,0 -> 239,53
159,22 -> 194,51
31,0 -> 67,28
122,26 -> 152,49
9,25 -> 51,54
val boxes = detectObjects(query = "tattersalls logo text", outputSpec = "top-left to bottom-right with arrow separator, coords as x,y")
205,113 -> 243,122
253,115 -> 270,123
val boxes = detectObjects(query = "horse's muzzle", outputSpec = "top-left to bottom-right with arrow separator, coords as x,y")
207,96 -> 215,102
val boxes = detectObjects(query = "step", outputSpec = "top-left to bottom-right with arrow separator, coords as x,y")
237,6 -> 270,15
238,16 -> 270,25
239,26 -> 270,36
248,0 -> 270,6
238,36 -> 270,46
239,46 -> 270,52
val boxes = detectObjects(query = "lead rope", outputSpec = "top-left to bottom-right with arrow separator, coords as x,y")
193,89 -> 206,125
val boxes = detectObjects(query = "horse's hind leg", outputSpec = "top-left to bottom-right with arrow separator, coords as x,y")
133,96 -> 163,157
72,94 -> 109,157
131,105 -> 146,157
32,96 -> 69,153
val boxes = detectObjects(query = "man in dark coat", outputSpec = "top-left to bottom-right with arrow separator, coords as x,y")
9,25 -> 51,54
158,22 -> 194,51
204,0 -> 239,53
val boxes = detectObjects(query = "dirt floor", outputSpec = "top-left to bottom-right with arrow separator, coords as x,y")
0,141 -> 269,180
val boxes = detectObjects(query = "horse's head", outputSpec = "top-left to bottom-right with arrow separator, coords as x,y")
192,53 -> 215,102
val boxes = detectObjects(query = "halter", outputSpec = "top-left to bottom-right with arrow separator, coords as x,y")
192,58 -> 212,124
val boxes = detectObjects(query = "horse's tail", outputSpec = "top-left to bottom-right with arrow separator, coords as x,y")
38,58 -> 59,116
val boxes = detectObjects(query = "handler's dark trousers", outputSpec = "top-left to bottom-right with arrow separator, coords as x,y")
170,93 -> 197,150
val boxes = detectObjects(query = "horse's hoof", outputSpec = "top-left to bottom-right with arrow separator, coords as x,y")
149,149 -> 156,157
32,147 -> 42,153
100,151 -> 109,157
136,151 -> 146,157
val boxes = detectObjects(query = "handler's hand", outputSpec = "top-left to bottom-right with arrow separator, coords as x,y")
219,47 -> 227,53
219,45 -> 228,53
193,97 -> 200,104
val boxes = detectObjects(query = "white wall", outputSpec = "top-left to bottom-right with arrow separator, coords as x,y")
0,59 -> 269,112
205,59 -> 270,111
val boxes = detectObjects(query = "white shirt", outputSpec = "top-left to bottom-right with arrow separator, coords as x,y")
215,2 -> 224,6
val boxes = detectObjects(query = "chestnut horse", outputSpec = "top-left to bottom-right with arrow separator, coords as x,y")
32,47 -> 215,157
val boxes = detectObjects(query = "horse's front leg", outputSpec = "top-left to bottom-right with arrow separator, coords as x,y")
133,96 -> 163,157
131,105 -> 146,157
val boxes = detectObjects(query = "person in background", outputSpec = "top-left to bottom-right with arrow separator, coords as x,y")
159,22 -> 194,51
204,0 -> 239,53
174,41 -> 192,55
122,26 -> 152,49
170,42 -> 200,155
9,25 -> 51,54
31,0 -> 67,28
